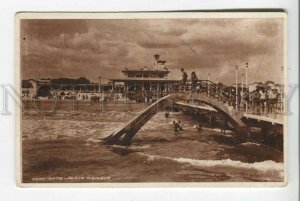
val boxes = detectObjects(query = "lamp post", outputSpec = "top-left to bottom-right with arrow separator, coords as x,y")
207,72 -> 210,97
235,66 -> 238,110
241,73 -> 244,92
245,63 -> 248,113
245,63 -> 248,90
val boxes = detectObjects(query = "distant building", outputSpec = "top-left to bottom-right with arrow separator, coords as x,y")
36,78 -> 51,85
248,81 -> 283,92
21,79 -> 38,98
109,54 -> 179,93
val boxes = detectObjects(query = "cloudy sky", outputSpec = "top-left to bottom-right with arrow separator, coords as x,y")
20,18 -> 284,84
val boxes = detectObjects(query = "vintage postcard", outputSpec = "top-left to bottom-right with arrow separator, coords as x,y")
16,12 -> 287,187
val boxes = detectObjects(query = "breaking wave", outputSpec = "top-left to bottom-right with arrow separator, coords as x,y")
139,153 -> 284,181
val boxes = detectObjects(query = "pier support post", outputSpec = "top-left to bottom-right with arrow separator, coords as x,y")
235,126 -> 250,142
261,125 -> 270,140
112,81 -> 115,92
208,112 -> 212,128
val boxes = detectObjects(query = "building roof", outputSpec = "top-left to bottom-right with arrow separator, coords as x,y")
109,78 -> 179,82
122,69 -> 170,73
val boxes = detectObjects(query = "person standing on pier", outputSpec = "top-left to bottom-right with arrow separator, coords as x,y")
180,68 -> 188,92
191,71 -> 198,93
143,91 -> 147,105
253,89 -> 261,114
259,89 -> 266,114
243,89 -> 250,111
267,89 -> 276,114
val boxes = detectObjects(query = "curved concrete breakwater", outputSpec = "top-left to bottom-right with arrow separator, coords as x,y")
22,107 -> 283,183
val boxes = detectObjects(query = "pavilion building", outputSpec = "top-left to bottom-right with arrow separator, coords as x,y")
109,54 -> 179,93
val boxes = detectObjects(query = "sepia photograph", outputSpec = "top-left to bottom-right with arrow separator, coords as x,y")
16,12 -> 287,186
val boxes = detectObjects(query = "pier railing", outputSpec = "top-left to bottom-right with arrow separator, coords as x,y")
173,80 -> 284,118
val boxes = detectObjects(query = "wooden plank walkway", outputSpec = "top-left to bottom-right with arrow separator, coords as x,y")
243,113 -> 284,125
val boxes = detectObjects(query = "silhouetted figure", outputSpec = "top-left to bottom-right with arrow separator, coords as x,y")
259,89 -> 266,114
177,120 -> 183,131
165,111 -> 170,118
191,71 -> 198,93
253,89 -> 261,114
173,120 -> 183,133
221,119 -> 228,133
173,121 -> 180,133
195,122 -> 203,132
180,68 -> 188,92
181,68 -> 188,84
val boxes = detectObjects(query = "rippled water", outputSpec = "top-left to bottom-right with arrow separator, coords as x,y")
22,109 -> 284,183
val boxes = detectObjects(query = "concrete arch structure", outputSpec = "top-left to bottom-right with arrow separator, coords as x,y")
103,93 -> 250,145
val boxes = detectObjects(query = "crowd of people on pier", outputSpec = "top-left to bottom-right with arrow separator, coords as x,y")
127,90 -> 162,104
179,68 -> 283,115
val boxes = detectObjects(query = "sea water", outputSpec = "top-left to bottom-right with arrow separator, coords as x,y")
22,110 -> 284,182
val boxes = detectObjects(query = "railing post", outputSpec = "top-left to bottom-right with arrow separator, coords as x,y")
72,84 -> 75,112
207,81 -> 209,97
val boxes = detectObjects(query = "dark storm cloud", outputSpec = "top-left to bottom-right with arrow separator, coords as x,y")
21,18 -> 284,84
